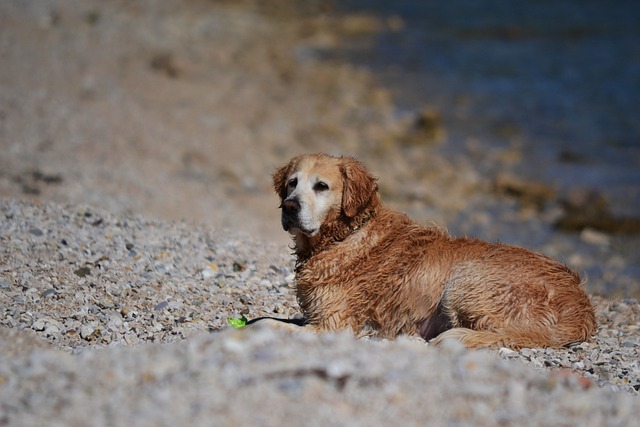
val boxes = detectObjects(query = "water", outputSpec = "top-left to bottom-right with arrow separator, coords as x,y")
330,0 -> 640,296
338,0 -> 640,215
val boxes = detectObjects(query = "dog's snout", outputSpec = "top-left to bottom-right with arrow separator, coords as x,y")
282,198 -> 301,214
280,197 -> 303,233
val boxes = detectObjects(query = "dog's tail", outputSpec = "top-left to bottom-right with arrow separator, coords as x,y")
430,322 -> 594,350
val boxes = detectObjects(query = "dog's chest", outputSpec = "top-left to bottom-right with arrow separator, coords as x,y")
301,232 -> 380,281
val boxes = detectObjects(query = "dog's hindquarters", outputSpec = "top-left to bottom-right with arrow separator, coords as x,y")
429,250 -> 596,349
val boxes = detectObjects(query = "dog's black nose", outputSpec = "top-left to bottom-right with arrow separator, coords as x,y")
282,198 -> 300,215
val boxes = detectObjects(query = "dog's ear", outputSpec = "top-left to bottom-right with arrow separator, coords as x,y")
340,157 -> 378,218
273,157 -> 298,201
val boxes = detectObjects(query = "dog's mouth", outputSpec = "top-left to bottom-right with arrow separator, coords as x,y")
284,222 -> 318,237
282,216 -> 318,236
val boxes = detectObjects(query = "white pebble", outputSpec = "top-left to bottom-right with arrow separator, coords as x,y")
80,325 -> 95,339
580,228 -> 610,246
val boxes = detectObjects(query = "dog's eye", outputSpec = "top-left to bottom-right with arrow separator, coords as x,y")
314,182 -> 329,192
287,178 -> 298,189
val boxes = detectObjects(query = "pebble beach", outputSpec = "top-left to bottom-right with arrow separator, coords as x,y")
1,199 -> 639,426
1,1 -> 639,425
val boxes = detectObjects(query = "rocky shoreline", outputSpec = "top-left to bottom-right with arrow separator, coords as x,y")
1,1 -> 638,424
1,199 -> 639,426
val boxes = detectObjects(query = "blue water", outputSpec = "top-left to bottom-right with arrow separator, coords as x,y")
328,0 -> 640,296
337,0 -> 640,216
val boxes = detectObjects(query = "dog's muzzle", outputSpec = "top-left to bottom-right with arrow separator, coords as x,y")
280,197 -> 301,232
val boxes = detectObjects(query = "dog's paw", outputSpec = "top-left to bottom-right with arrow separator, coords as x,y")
429,328 -> 473,351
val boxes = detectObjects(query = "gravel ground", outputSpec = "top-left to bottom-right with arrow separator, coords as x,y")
1,1 -> 639,424
0,200 -> 297,351
1,199 -> 639,426
1,326 -> 639,427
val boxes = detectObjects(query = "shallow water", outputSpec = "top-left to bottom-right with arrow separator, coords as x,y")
338,0 -> 639,210
332,0 -> 640,296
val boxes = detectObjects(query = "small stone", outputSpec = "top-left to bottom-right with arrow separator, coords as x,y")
32,319 -> 47,331
0,280 -> 10,289
499,347 -> 518,358
41,288 -> 56,298
107,315 -> 123,330
233,261 -> 247,272
259,279 -> 271,288
326,359 -> 353,379
80,325 -> 95,340
494,173 -> 555,209
74,267 -> 91,277
124,332 -> 140,346
155,301 -> 169,311
520,348 -> 535,358
580,228 -> 610,246
149,52 -> 183,79
405,107 -> 445,145
28,227 -> 44,236
44,324 -> 60,336
559,357 -> 573,368
202,263 -> 218,278
530,357 -> 545,369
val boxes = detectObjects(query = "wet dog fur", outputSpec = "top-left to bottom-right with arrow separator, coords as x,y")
271,153 -> 596,349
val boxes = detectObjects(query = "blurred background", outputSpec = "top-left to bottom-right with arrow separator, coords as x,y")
1,0 -> 638,296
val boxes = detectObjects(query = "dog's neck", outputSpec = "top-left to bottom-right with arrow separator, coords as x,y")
292,201 -> 379,270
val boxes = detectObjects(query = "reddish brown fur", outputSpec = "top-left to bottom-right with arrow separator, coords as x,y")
273,153 -> 596,349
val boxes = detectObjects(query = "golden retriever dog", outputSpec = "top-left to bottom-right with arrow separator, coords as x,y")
271,153 -> 596,349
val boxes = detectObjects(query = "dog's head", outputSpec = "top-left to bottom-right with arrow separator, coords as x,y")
273,154 -> 378,237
